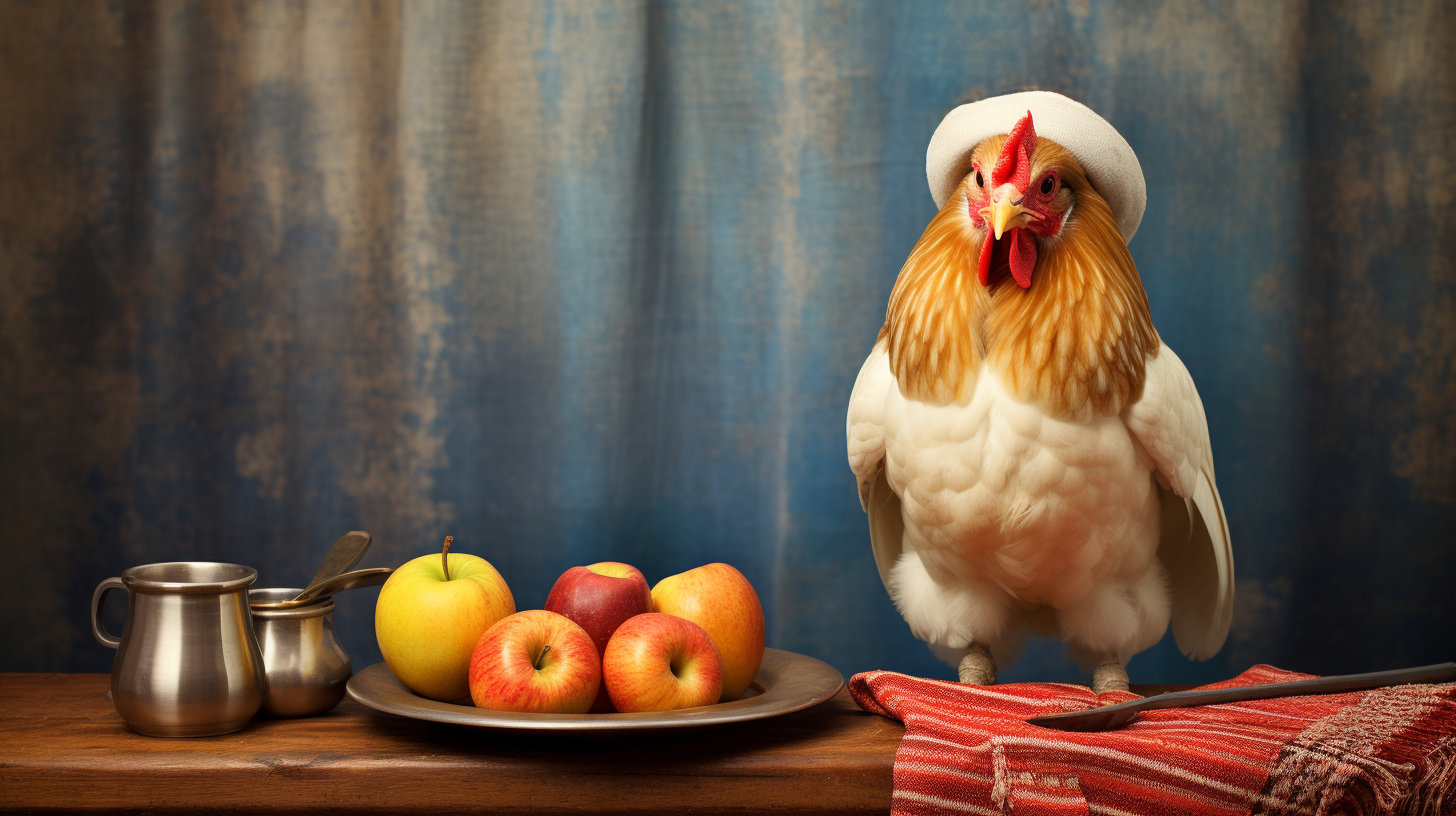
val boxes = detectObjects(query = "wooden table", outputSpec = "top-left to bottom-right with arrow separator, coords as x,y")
0,673 -> 902,814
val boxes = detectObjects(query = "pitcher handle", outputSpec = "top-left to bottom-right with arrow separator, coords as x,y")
91,577 -> 126,648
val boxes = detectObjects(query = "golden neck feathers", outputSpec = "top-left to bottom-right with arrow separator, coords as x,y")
879,157 -> 1159,419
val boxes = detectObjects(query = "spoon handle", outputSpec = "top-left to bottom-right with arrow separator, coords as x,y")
293,567 -> 394,604
1137,662 -> 1456,714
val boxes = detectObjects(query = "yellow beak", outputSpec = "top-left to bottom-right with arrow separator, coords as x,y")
991,196 -> 1027,241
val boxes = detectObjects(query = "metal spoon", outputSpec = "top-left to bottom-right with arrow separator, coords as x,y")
249,567 -> 394,610
303,531 -> 373,594
1028,662 -> 1456,732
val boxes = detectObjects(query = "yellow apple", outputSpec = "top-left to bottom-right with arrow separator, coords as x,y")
651,563 -> 764,701
375,536 -> 515,701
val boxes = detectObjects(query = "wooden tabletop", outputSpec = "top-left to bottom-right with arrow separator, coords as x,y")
0,673 -> 901,814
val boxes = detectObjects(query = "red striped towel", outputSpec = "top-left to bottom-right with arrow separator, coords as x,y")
850,665 -> 1456,815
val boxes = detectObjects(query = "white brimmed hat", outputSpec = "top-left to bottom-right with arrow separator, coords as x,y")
926,91 -> 1146,242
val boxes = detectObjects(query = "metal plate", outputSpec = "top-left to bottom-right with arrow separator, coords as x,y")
346,648 -> 843,732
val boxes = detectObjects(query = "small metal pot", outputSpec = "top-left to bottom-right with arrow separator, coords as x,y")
248,588 -> 353,717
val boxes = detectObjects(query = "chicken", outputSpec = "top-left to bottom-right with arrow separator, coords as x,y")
847,94 -> 1232,692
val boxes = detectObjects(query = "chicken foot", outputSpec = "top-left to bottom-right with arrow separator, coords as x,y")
1091,655 -> 1129,694
958,643 -> 997,685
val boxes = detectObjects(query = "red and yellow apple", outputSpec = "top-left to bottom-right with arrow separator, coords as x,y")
544,561 -> 653,711
375,536 -> 515,701
651,563 -> 764,701
602,613 -> 722,712
469,610 -> 601,714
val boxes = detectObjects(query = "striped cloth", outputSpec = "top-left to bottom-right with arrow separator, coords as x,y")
850,665 -> 1456,815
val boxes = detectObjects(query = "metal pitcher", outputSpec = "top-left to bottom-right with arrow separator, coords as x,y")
91,562 -> 266,737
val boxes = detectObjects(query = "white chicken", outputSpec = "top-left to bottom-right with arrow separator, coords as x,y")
847,92 -> 1232,692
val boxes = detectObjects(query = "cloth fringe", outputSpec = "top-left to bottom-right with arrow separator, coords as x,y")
1390,721 -> 1456,815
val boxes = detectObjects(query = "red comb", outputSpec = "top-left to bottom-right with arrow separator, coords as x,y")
992,111 -> 1036,193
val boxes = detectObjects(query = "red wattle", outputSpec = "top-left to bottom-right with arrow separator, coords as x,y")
977,232 -> 994,285
1008,227 -> 1036,288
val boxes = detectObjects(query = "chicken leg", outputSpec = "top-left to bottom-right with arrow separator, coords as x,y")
958,643 -> 996,685
1091,654 -> 1129,694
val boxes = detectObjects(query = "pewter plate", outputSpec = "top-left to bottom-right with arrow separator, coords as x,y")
346,648 -> 843,732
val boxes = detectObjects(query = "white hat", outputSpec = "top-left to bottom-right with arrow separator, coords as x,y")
926,91 -> 1146,242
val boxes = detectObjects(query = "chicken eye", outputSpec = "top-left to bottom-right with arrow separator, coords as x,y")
1040,175 -> 1056,195
975,169 -> 985,188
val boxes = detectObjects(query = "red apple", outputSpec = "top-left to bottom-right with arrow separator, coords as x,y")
602,612 -> 723,713
651,563 -> 765,701
468,610 -> 600,714
544,562 -> 654,711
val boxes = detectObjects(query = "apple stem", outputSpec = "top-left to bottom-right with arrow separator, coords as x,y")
533,645 -> 551,671
441,535 -> 453,582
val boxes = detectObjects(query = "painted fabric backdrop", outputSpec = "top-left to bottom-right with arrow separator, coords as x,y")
2,0 -> 1452,684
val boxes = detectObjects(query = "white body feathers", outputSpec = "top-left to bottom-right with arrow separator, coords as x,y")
848,338 -> 1232,669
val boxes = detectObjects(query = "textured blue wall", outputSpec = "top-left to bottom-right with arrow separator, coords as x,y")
2,0 -> 1452,685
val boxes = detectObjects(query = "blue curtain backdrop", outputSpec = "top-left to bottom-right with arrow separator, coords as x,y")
2,1 -> 1452,684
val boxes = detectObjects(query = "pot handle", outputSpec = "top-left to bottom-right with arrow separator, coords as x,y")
91,577 -> 126,648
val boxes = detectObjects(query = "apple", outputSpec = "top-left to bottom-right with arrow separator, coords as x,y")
602,613 -> 722,712
651,563 -> 765,701
375,536 -> 515,701
543,562 -> 654,711
469,610 -> 601,714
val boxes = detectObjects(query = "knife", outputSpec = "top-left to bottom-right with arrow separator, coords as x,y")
1027,662 -> 1456,732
